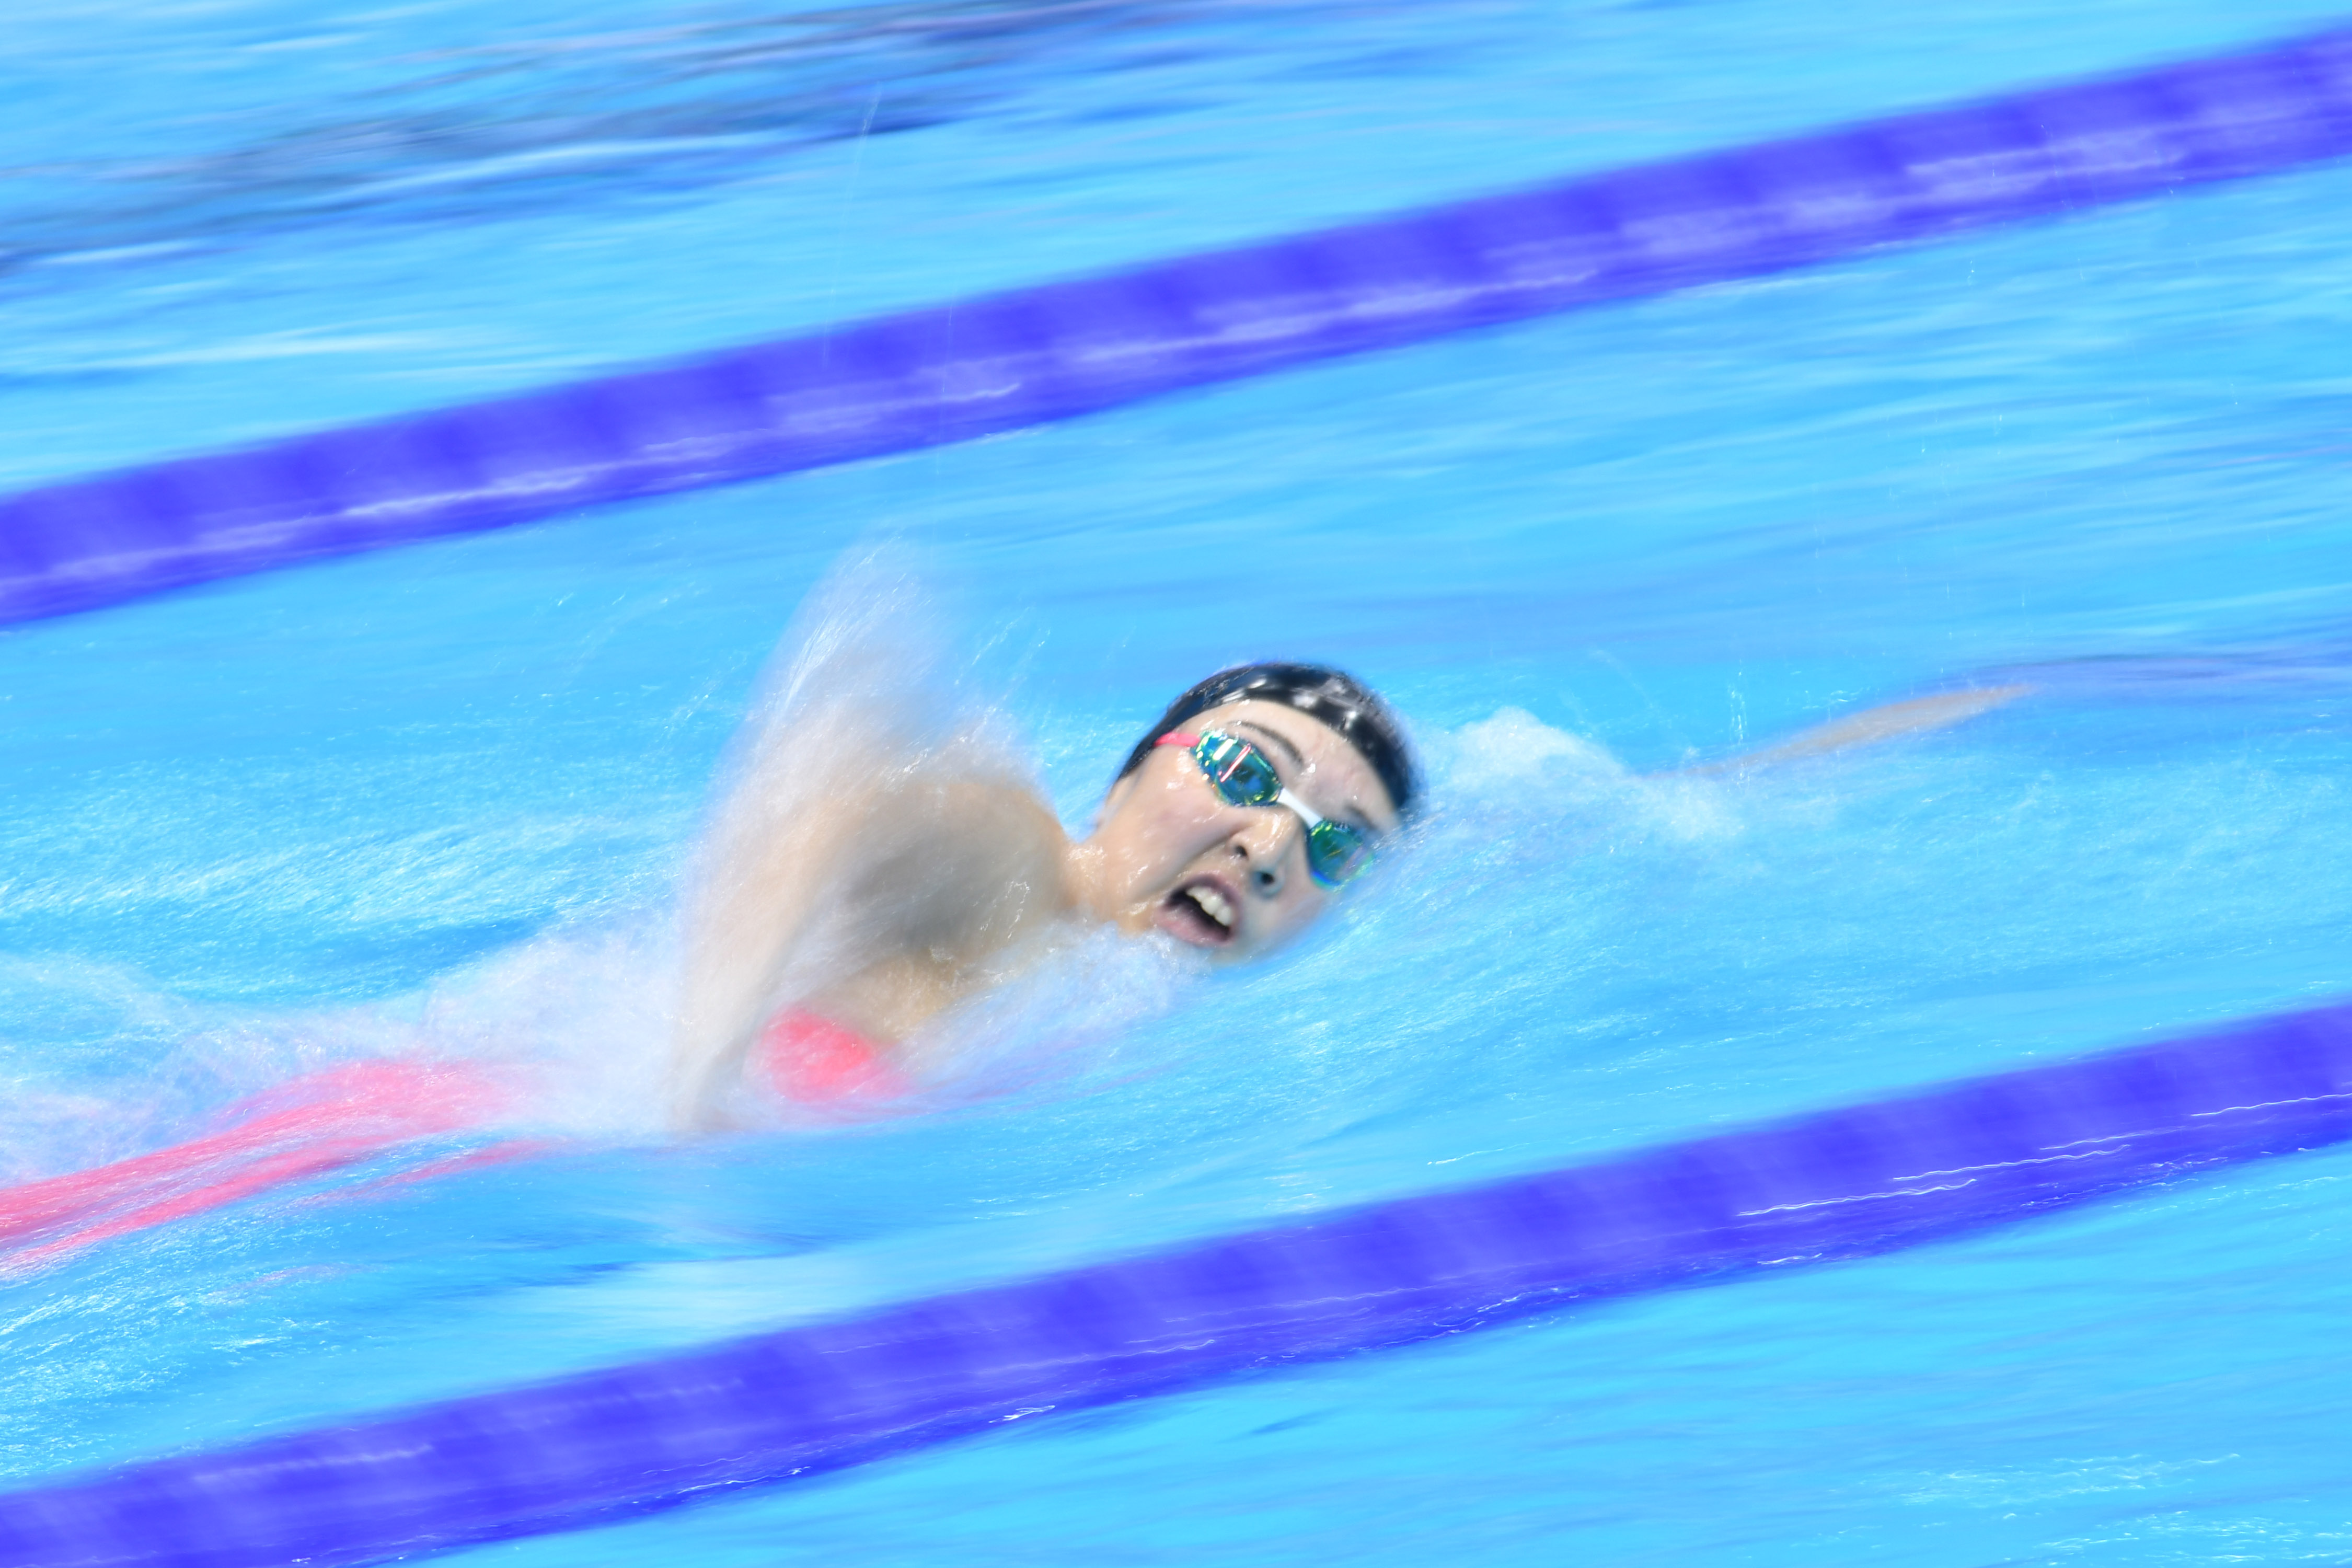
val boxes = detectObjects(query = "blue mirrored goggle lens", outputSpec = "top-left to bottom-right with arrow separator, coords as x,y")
1304,817 -> 1374,888
1195,734 -> 1283,807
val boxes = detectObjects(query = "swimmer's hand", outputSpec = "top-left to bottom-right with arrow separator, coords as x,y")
1682,685 -> 2028,775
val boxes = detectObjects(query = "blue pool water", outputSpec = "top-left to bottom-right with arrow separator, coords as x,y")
10,1 -> 2352,1561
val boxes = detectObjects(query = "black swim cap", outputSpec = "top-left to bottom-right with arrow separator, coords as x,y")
1115,662 -> 1417,816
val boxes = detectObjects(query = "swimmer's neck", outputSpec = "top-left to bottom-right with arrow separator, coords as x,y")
1058,836 -> 1121,927
1060,831 -> 1175,939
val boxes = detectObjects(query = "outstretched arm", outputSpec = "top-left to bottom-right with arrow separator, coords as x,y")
1684,684 -> 2029,775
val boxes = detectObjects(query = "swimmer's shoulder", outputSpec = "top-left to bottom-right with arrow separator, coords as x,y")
848,769 -> 1074,946
883,768 -> 1069,866
813,774 -> 1075,1048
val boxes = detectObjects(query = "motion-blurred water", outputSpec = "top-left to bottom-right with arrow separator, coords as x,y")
7,0 -> 2352,1561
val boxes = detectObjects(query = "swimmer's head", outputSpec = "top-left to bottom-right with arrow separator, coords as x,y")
1113,663 -> 1417,816
1080,663 -> 1415,960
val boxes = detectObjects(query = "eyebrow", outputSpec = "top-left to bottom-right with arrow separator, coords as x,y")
1229,720 -> 1375,832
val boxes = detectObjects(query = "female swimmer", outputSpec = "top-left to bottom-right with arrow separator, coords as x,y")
667,661 -> 1408,1127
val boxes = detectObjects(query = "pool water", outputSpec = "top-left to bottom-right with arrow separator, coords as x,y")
9,1 -> 2352,1562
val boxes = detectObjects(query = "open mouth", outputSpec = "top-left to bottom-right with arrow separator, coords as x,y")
1155,875 -> 1239,948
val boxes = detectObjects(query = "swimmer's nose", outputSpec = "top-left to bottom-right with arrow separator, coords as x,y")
1230,811 -> 1296,897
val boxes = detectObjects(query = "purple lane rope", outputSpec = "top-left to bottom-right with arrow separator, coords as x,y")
5,1000 -> 2352,1568
8,26 -> 2352,624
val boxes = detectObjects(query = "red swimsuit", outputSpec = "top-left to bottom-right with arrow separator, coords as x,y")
750,1009 -> 911,1106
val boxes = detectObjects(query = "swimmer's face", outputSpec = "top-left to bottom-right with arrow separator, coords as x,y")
1084,698 -> 1400,961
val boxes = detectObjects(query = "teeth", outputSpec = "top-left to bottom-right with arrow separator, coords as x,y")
1187,885 -> 1235,930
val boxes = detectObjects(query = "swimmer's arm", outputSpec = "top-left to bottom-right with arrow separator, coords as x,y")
671,755 -> 1070,1128
804,779 -> 1071,1045
669,727 -> 895,1129
1684,685 -> 2030,775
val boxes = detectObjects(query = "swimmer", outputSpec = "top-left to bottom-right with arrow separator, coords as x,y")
667,659 -> 1410,1127
667,587 -> 2027,1128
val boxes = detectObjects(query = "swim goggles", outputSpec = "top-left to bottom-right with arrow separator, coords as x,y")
1156,731 -> 1377,889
